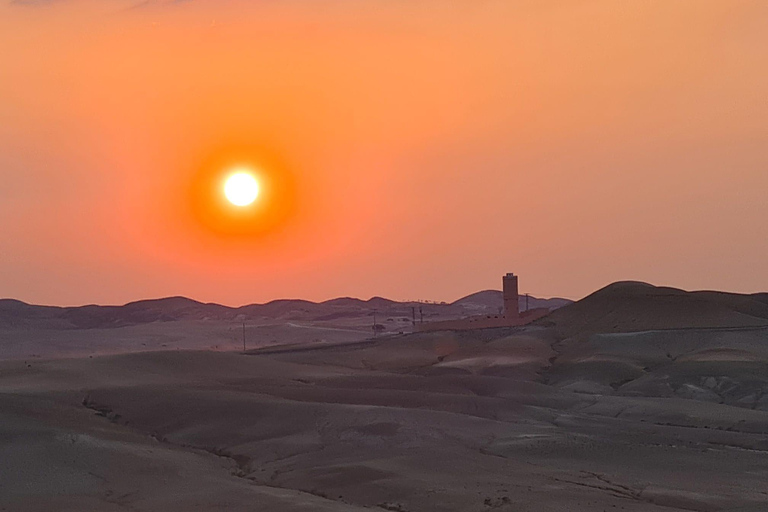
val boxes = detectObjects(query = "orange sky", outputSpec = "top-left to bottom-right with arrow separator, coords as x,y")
1,0 -> 767,306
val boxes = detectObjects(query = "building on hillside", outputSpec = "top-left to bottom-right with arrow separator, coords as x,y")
415,273 -> 549,332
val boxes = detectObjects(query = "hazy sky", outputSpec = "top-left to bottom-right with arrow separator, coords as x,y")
1,0 -> 767,306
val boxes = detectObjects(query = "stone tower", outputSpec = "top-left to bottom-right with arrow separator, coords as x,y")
503,273 -> 519,319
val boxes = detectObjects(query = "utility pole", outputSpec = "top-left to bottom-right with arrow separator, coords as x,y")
419,306 -> 424,324
412,307 -> 416,327
372,309 -> 378,338
242,322 -> 246,353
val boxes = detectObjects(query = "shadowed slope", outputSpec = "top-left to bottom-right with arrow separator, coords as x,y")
539,281 -> 768,338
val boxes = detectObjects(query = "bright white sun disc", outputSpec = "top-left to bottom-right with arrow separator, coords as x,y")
224,171 -> 260,207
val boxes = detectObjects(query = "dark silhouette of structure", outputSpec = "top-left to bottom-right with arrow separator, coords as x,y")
503,273 -> 519,320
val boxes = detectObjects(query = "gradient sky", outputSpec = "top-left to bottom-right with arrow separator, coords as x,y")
1,0 -> 767,306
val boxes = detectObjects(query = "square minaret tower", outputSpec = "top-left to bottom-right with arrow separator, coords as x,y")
503,273 -> 519,319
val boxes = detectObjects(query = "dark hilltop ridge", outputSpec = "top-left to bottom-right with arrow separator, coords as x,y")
539,280 -> 768,337
0,292 -> 571,330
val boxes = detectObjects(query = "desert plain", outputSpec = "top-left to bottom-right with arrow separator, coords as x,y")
2,282 -> 768,511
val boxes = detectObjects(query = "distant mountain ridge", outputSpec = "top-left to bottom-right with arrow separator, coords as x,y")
0,291 -> 572,330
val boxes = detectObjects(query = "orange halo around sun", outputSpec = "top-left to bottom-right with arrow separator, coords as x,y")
187,148 -> 298,239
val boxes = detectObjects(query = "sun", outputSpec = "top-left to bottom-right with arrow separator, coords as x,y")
224,170 -> 260,207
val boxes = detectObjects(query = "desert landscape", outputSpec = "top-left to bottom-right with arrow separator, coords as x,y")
3,1 -> 768,510
0,292 -> 569,360
2,282 -> 768,511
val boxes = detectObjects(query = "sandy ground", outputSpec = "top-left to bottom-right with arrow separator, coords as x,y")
2,328 -> 768,511
0,320 -> 370,361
